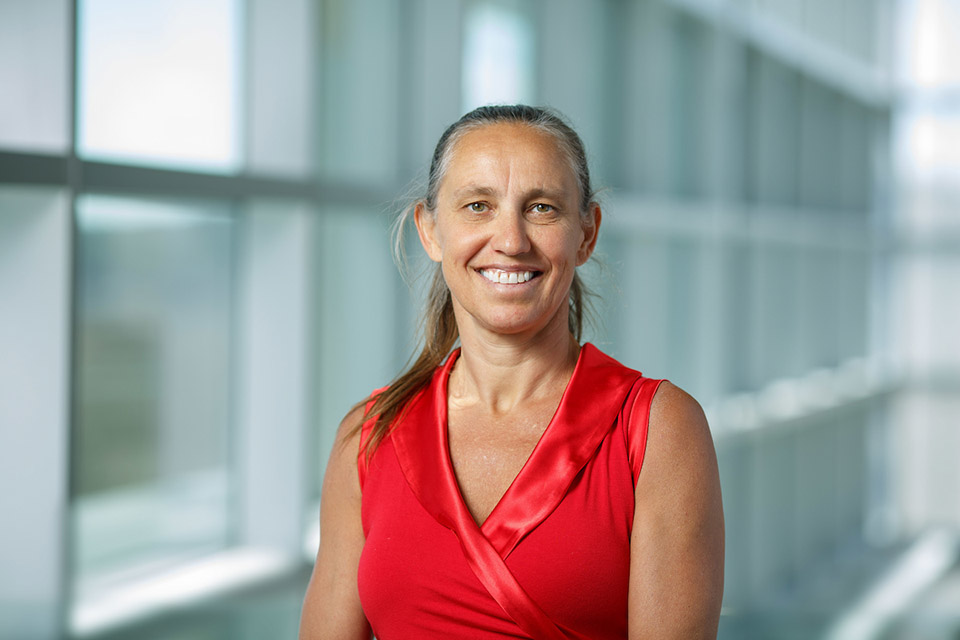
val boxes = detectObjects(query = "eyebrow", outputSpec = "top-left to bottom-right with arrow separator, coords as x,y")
451,185 -> 567,201
452,185 -> 498,200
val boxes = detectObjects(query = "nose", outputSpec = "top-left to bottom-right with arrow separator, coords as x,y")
490,209 -> 531,255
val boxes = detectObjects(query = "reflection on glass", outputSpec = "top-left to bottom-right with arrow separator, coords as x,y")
901,0 -> 960,89
72,195 -> 235,587
77,0 -> 240,172
900,112 -> 960,184
462,1 -> 534,112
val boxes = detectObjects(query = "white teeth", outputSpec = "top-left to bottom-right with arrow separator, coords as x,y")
481,269 -> 535,284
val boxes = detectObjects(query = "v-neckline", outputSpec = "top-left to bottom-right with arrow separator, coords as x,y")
389,343 -> 643,559
438,347 -> 574,530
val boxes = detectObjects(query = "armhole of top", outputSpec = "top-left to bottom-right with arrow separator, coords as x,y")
625,378 -> 665,486
356,388 -> 387,491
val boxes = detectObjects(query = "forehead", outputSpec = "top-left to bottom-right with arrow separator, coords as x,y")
440,123 -> 578,194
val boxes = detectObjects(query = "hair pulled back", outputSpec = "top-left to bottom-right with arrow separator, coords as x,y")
357,105 -> 597,457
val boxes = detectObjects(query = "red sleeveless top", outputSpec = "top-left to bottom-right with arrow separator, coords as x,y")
357,344 -> 662,639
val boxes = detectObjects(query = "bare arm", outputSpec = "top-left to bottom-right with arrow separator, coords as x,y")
628,382 -> 725,639
299,406 -> 372,640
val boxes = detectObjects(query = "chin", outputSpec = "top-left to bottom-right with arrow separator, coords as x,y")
477,308 -> 567,338
451,294 -> 569,339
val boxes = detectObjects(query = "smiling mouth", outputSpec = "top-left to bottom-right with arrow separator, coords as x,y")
478,268 -> 541,285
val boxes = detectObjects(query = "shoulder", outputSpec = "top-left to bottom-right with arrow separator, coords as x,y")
648,382 -> 710,453
335,387 -> 389,452
629,382 -> 724,637
637,381 -> 721,516
323,401 -> 371,500
335,402 -> 367,451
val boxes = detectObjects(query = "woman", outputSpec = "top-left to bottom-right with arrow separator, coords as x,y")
300,105 -> 724,639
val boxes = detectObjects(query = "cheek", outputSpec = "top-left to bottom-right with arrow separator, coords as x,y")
539,227 -> 584,265
437,226 -> 485,263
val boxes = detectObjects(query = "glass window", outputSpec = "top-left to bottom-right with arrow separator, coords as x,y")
72,195 -> 236,590
606,232 -> 671,378
246,0 -> 315,177
77,0 -> 241,172
838,100 -> 872,213
900,0 -> 960,89
897,253 -> 960,374
462,1 -> 535,112
837,250 -> 870,362
796,246 -> 840,372
899,111 -> 960,188
0,0 -> 70,153
750,55 -> 801,208
0,186 -> 72,640
721,239 -> 754,394
799,79 -> 843,210
318,0 -> 400,184
750,243 -> 801,385
669,12 -> 707,199
311,205 -> 408,494
665,237 -> 702,393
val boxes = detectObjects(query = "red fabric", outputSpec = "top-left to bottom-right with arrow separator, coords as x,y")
624,377 -> 663,485
357,344 -> 662,639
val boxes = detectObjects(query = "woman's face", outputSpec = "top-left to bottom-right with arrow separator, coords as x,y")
415,122 -> 600,341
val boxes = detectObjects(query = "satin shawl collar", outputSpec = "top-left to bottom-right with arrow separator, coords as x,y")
390,342 -> 643,560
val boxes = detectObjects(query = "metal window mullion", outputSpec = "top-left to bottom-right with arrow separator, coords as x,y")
235,202 -> 312,554
0,194 -> 74,640
0,150 -> 400,209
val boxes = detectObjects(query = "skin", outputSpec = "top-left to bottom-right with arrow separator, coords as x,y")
299,123 -> 724,639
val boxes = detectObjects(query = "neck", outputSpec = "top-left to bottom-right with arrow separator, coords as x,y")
449,309 -> 581,415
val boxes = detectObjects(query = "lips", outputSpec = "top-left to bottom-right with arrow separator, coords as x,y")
478,268 -> 540,284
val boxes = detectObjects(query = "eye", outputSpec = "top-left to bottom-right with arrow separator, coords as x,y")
467,202 -> 489,213
531,203 -> 555,214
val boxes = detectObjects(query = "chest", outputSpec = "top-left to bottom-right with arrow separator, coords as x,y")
358,429 -> 636,640
446,402 -> 555,525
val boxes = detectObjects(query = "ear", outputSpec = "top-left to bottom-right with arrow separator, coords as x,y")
414,202 -> 443,263
576,203 -> 601,266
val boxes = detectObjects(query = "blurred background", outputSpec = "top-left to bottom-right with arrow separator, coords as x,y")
1,0 -> 958,638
